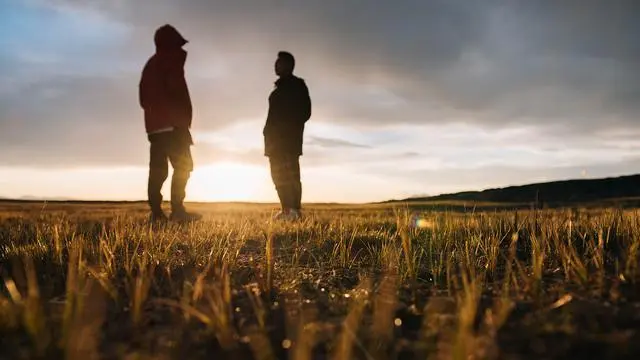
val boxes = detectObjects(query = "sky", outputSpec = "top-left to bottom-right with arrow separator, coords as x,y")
1,0 -> 640,203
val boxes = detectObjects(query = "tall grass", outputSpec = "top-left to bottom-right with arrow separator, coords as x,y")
0,205 -> 639,358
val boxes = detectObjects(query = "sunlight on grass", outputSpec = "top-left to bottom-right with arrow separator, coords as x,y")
1,203 -> 639,358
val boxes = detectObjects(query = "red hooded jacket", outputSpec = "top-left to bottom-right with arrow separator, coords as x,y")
138,25 -> 192,133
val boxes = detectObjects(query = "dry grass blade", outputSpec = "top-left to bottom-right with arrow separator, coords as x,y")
130,260 -> 155,328
369,272 -> 398,359
291,309 -> 318,360
2,274 -> 23,304
450,269 -> 482,360
246,283 -> 267,329
24,257 -> 51,355
549,294 -> 573,310
61,240 -> 81,349
153,298 -> 213,326
64,279 -> 107,360
247,328 -> 276,360
399,228 -> 414,281
281,289 -> 318,360
265,229 -> 275,295
331,277 -> 373,360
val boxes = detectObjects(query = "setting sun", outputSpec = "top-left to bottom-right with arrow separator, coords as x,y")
186,162 -> 270,202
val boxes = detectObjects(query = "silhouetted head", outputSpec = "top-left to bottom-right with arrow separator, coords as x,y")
154,24 -> 188,51
275,51 -> 295,77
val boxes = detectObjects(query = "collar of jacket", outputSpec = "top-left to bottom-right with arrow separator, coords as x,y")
275,74 -> 297,86
155,48 -> 187,66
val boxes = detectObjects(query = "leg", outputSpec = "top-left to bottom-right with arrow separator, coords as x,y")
269,156 -> 293,211
170,171 -> 190,213
290,157 -> 302,210
148,134 -> 169,215
167,129 -> 194,214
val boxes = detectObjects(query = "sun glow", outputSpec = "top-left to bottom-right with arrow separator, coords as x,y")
186,162 -> 271,202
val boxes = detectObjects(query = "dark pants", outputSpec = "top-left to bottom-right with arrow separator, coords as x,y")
147,129 -> 193,214
269,155 -> 302,210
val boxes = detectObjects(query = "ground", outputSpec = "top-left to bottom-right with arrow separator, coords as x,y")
0,201 -> 639,359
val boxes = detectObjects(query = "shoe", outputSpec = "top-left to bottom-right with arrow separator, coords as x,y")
170,210 -> 202,223
273,210 -> 286,221
149,211 -> 169,224
273,209 -> 302,221
289,209 -> 302,221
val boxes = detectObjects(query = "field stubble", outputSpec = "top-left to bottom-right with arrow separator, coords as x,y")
0,202 -> 639,359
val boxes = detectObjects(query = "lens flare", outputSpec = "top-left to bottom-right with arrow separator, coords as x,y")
411,213 -> 435,229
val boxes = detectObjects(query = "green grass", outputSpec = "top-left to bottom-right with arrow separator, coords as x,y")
1,201 -> 640,359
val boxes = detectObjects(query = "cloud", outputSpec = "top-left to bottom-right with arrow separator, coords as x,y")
2,0 -> 640,175
307,136 -> 370,149
376,157 -> 640,197
44,0 -> 638,128
30,2 -> 640,126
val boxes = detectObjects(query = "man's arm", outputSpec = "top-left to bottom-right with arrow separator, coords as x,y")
163,52 -> 193,128
300,80 -> 311,123
138,60 -> 152,109
139,57 -> 165,111
288,79 -> 311,124
264,99 -> 274,136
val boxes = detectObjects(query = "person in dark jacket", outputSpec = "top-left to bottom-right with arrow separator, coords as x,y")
139,24 -> 201,223
263,51 -> 312,220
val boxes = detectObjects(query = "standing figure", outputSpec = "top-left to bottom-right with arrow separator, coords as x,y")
139,24 -> 201,223
263,51 -> 312,220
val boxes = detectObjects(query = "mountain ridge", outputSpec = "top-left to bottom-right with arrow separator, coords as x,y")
395,173 -> 640,206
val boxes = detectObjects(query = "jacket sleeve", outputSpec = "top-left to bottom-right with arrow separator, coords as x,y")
166,69 -> 192,124
138,61 -> 150,109
139,58 -> 163,110
300,80 -> 311,123
264,97 -> 273,135
165,53 -> 193,127
289,80 -> 311,124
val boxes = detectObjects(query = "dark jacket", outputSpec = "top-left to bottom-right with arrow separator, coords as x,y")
139,45 -> 192,134
263,75 -> 312,157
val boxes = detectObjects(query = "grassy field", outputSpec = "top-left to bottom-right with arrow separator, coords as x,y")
1,201 -> 639,359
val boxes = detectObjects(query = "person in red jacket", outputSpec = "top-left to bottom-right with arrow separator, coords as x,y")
263,51 -> 312,220
139,24 -> 201,223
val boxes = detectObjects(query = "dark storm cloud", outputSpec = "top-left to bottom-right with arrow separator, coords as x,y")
2,0 -> 640,167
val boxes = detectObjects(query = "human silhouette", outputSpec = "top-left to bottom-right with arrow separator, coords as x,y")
263,51 -> 312,220
138,24 -> 202,223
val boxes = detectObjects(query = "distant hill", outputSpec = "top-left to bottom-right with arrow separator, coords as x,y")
397,173 -> 640,208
